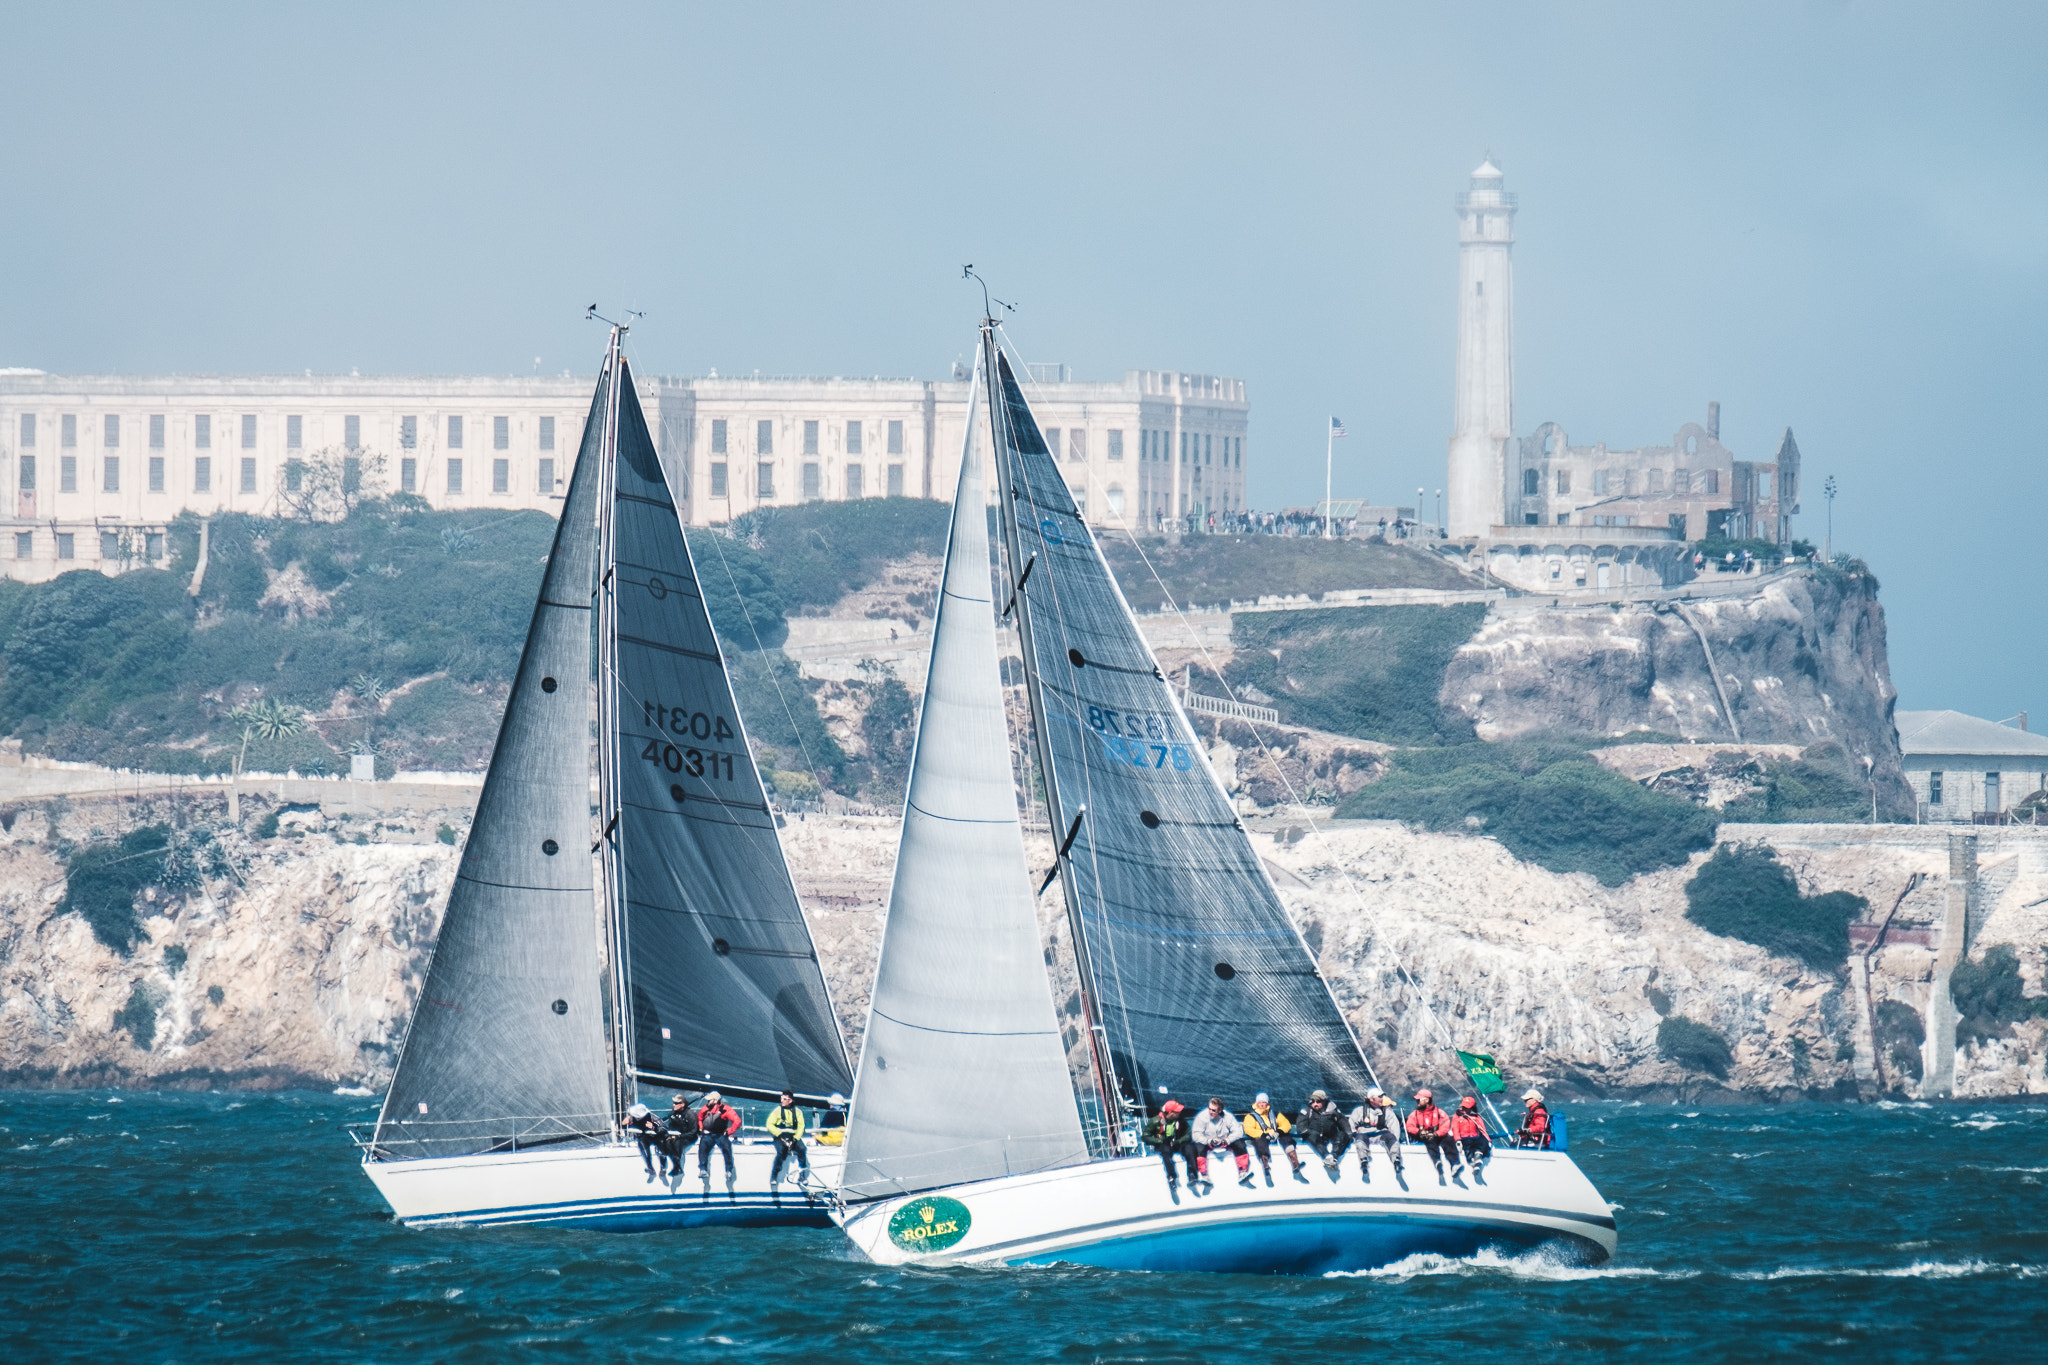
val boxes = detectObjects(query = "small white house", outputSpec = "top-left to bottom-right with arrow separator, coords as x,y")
1896,710 -> 2048,822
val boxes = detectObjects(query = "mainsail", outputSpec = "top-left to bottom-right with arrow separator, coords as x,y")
601,357 -> 853,1105
840,371 -> 1090,1201
373,376 -> 612,1159
986,337 -> 1377,1115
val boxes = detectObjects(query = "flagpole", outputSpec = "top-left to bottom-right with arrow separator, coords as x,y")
1323,417 -> 1333,540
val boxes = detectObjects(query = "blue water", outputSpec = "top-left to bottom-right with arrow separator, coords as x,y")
3,1092 -> 2044,1362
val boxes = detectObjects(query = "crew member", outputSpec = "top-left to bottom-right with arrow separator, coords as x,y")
1294,1089 -> 1350,1171
1405,1088 -> 1456,1179
1144,1099 -> 1196,1193
1242,1093 -> 1301,1183
623,1102 -> 666,1180
765,1090 -> 810,1192
1349,1086 -> 1403,1179
1514,1088 -> 1552,1149
1191,1096 -> 1254,1190
696,1090 -> 743,1192
662,1093 -> 700,1174
1449,1096 -> 1492,1173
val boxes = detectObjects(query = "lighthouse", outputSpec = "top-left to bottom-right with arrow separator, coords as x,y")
1446,158 -> 1515,538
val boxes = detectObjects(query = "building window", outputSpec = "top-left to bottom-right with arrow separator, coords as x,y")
286,415 -> 302,449
803,420 -> 819,456
195,414 -> 211,449
146,533 -> 163,562
18,455 -> 34,490
345,415 -> 360,449
847,420 -> 862,454
149,414 -> 165,449
1522,468 -> 1539,495
1109,430 -> 1124,461
57,532 -> 75,560
1929,772 -> 1944,805
447,458 -> 464,494
401,458 -> 417,492
19,414 -> 33,447
103,457 -> 120,492
1046,428 -> 1060,460
710,462 -> 728,497
1757,471 -> 1772,499
1557,512 -> 1570,524
285,461 -> 305,493
149,456 -> 165,492
104,414 -> 120,447
62,414 -> 77,448
1476,280 -> 1484,296
492,458 -> 509,493
400,416 -> 418,449
1986,772 -> 2001,812
1072,430 -> 1089,464
101,531 -> 121,561
803,462 -> 821,500
757,461 -> 775,497
539,416 -> 555,451
1704,469 -> 1720,495
1592,469 -> 1608,495
240,458 -> 257,493
1524,512 -> 1538,525
194,457 -> 211,492
1674,468 -> 1690,495
61,456 -> 77,492
241,414 -> 257,449
887,464 -> 904,497
13,531 -> 29,559
448,415 -> 463,449
1647,469 -> 1665,493
1107,484 -> 1125,514
711,419 -> 727,454
757,420 -> 774,455
846,464 -> 863,498
887,419 -> 903,455
493,416 -> 509,450
538,457 -> 555,493
1556,469 -> 1570,495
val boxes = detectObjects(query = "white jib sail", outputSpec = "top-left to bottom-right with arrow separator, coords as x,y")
839,364 -> 1090,1202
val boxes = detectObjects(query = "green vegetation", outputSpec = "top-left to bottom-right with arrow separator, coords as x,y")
1657,1015 -> 1734,1079
1102,534 -> 1469,611
727,651 -> 850,794
857,666 -> 917,803
112,982 -> 166,1051
1951,945 -> 2048,1045
1683,843 -> 1868,969
726,498 -> 950,611
1226,605 -> 1489,745
1338,738 -> 1720,885
1691,536 -> 1784,566
1874,1000 -> 1924,1083
57,822 -> 242,953
1719,744 -> 1877,824
162,945 -> 188,977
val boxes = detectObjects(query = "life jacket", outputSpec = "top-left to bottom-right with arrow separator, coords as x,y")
697,1102 -> 740,1137
666,1106 -> 700,1139
1243,1107 -> 1290,1140
1406,1103 -> 1450,1138
766,1105 -> 805,1140
1450,1110 -> 1487,1140
1522,1104 -> 1551,1135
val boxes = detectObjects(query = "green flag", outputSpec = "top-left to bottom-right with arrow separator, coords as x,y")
1458,1050 -> 1506,1094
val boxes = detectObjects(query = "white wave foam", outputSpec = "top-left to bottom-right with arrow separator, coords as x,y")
1330,1246 -> 1677,1282
1954,1115 -> 2010,1130
1735,1260 -> 2043,1281
332,1086 -> 373,1097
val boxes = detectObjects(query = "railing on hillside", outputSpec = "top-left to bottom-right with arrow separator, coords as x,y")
1180,686 -> 1279,726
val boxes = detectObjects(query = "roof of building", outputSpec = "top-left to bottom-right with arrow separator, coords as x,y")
1472,158 -> 1503,179
1896,710 -> 2048,758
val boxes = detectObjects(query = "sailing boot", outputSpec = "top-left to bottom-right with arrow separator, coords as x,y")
725,1169 -> 738,1201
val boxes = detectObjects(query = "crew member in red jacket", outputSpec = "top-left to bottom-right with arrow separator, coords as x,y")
1405,1088 -> 1457,1181
696,1091 -> 743,1193
1449,1095 -> 1491,1174
1514,1088 -> 1552,1149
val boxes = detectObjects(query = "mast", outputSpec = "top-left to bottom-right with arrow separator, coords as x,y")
594,322 -> 632,1123
981,321 -> 1125,1141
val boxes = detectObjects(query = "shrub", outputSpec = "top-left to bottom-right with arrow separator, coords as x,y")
687,529 -> 789,651
1226,604 -> 1488,745
436,824 -> 457,846
113,982 -> 166,1051
859,673 -> 917,803
1657,1015 -> 1733,1078
1874,1000 -> 1924,1083
727,650 -> 850,793
1339,739 -> 1719,885
730,498 -> 950,611
162,945 -> 187,977
59,824 -> 173,954
1720,745 -> 1874,824
1951,945 -> 2048,1045
1683,843 -> 1867,969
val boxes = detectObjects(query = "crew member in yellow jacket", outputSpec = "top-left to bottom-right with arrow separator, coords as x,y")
1242,1092 -> 1303,1185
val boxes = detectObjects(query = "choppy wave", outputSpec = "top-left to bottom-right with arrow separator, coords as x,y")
1331,1247 -> 1680,1282
1734,1260 -> 2044,1281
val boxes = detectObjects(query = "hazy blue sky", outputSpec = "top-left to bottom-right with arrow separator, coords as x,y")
4,3 -> 2042,719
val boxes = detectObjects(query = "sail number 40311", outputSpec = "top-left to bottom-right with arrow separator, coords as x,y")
640,702 -> 739,781
642,739 -> 735,781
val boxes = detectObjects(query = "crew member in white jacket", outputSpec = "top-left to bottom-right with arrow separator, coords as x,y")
1191,1096 -> 1254,1190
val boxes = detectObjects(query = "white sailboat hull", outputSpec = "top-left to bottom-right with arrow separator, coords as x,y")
363,1138 -> 845,1231
837,1146 -> 1614,1275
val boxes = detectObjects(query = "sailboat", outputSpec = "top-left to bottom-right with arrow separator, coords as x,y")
833,318 -> 1615,1274
357,320 -> 855,1230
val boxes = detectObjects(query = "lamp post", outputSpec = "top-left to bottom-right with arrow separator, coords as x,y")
1435,489 -> 1443,536
1417,487 -> 1425,540
1823,475 -> 1838,563
1864,753 -> 1876,825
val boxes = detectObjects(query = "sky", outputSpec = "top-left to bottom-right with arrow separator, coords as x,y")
3,3 -> 2043,720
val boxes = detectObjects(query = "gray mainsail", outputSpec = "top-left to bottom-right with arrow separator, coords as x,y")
986,337 -> 1377,1116
840,370 -> 1090,1201
602,357 -> 853,1105
373,375 -> 611,1159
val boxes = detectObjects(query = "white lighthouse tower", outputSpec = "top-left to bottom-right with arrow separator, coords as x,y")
1446,158 -> 1516,539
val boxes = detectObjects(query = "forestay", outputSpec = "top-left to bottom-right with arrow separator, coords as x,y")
990,348 -> 1377,1115
605,361 -> 853,1104
840,373 -> 1090,1201
373,378 -> 612,1159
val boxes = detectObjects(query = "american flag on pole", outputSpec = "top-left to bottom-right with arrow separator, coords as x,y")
1331,417 -> 1348,437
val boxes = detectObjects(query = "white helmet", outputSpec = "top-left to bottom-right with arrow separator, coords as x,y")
1521,1088 -> 1544,1103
